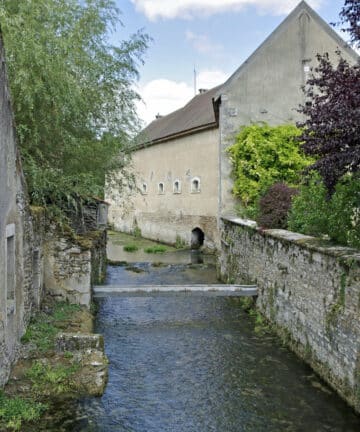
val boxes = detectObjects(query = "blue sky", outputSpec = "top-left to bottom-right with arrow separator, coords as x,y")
113,0 -> 349,124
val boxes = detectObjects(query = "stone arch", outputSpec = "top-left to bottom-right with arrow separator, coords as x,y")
191,227 -> 204,249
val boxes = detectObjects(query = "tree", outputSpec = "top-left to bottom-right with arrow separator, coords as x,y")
228,124 -> 312,217
0,0 -> 149,211
298,1 -> 359,193
339,0 -> 360,48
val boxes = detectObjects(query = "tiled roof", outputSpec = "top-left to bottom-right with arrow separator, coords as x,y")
137,86 -> 221,146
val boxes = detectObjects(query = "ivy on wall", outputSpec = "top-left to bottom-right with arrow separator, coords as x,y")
228,124 -> 313,217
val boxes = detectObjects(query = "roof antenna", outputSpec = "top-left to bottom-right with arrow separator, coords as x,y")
193,66 -> 197,96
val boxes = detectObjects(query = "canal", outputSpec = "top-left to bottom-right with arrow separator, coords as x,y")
40,233 -> 360,431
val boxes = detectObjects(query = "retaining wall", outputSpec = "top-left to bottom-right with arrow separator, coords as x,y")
219,216 -> 360,412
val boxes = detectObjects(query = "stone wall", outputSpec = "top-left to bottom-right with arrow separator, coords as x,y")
219,217 -> 360,412
43,229 -> 107,308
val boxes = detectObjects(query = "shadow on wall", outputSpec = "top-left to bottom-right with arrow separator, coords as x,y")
191,227 -> 204,250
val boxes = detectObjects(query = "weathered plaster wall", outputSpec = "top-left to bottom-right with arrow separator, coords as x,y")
219,217 -> 360,412
107,127 -> 219,250
218,4 -> 359,215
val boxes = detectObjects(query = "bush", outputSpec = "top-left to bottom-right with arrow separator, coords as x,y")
257,183 -> 298,229
228,123 -> 312,217
327,174 -> 360,248
144,245 -> 167,254
287,172 -> 329,236
123,244 -> 139,252
0,392 -> 47,431
288,172 -> 360,248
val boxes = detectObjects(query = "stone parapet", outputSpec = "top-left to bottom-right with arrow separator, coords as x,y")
219,216 -> 360,412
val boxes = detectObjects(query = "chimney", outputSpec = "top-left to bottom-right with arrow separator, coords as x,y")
198,88 -> 208,94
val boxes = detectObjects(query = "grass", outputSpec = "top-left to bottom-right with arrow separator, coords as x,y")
108,231 -> 177,252
144,245 -> 167,254
123,244 -> 139,252
0,391 -> 47,431
25,361 -> 80,396
21,302 -> 82,352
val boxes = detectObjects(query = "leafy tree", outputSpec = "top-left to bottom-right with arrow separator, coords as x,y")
298,1 -> 359,193
0,0 -> 149,211
298,54 -> 360,193
228,124 -> 312,216
339,0 -> 360,48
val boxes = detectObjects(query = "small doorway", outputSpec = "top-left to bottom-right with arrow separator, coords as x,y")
191,228 -> 204,249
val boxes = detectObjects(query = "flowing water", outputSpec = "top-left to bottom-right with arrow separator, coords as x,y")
29,246 -> 360,431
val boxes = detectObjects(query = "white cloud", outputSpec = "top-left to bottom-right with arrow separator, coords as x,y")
186,30 -> 224,54
137,69 -> 228,125
131,0 -> 323,21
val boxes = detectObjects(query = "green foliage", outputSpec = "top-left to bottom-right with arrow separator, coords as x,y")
25,361 -> 79,395
123,244 -> 139,252
21,318 -> 58,352
288,172 -> 360,248
144,245 -> 167,254
228,124 -> 312,217
0,391 -> 47,431
52,302 -> 81,321
288,172 -> 329,236
327,174 -> 360,248
133,226 -> 142,238
0,0 -> 149,213
21,302 -> 82,352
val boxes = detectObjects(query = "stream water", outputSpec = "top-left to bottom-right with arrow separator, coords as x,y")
30,243 -> 360,431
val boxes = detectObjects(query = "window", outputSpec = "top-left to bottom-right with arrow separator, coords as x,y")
173,180 -> 181,194
141,182 -> 148,194
6,224 -> 15,314
191,177 -> 201,193
158,182 -> 165,194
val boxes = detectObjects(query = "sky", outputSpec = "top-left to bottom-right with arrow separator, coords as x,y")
113,0 -> 349,125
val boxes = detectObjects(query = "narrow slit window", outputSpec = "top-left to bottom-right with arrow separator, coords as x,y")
158,182 -> 165,194
173,180 -> 181,194
6,224 -> 16,308
191,177 -> 201,193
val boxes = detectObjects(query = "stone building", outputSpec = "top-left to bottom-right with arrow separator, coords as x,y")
106,1 -> 358,249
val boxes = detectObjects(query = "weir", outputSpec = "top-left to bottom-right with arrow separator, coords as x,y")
93,284 -> 258,297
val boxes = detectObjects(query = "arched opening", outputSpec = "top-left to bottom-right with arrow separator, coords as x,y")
173,180 -> 181,194
158,182 -> 164,194
191,177 -> 201,193
191,227 -> 204,249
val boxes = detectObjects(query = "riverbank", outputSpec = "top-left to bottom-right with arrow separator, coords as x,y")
0,297 -> 108,431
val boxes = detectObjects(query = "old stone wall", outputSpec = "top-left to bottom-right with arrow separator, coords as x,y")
219,217 -> 360,412
43,229 -> 107,308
